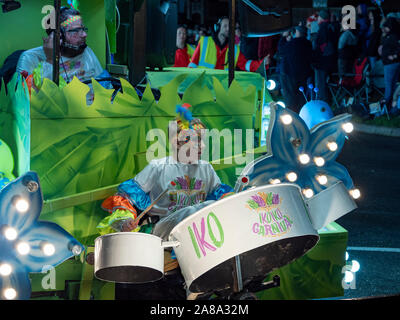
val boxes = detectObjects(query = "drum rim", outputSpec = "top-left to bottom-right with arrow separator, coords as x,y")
94,231 -> 163,243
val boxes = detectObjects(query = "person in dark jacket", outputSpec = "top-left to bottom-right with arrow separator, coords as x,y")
366,9 -> 383,71
338,27 -> 359,76
278,26 -> 314,113
313,9 -> 337,102
379,17 -> 400,115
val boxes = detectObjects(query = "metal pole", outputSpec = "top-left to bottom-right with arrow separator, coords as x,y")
128,0 -> 147,86
228,0 -> 236,86
52,0 -> 61,85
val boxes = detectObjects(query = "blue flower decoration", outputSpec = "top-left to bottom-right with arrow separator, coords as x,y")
237,103 -> 354,194
0,171 -> 84,300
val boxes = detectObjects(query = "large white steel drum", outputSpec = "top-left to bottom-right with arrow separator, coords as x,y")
169,182 -> 356,293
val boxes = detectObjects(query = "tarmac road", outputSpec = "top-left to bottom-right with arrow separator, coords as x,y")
335,130 -> 400,299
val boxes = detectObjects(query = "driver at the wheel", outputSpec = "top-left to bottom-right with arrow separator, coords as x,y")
16,6 -> 110,93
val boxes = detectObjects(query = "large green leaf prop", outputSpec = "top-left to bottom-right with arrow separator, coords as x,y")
29,73 -> 257,245
0,75 -> 30,178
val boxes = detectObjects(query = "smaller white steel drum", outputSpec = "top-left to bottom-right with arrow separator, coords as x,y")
169,182 -> 356,293
94,232 -> 177,283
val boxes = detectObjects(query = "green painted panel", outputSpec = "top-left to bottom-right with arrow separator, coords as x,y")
0,0 -> 106,68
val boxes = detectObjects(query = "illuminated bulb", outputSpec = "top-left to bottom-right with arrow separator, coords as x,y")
351,260 -> 360,273
316,175 -> 328,185
327,142 -> 338,151
344,271 -> 354,283
286,172 -> 297,182
3,288 -> 17,300
266,79 -> 277,90
71,245 -> 82,256
342,122 -> 354,133
314,157 -> 325,167
350,188 -> 361,199
298,154 -> 310,164
0,264 -> 12,276
15,198 -> 29,213
280,114 -> 292,125
41,243 -> 56,256
303,188 -> 314,198
4,227 -> 18,241
16,242 -> 30,256
277,101 -> 286,108
269,179 -> 281,185
345,251 -> 349,261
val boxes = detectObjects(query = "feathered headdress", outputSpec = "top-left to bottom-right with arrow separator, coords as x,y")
175,103 -> 193,130
67,0 -> 79,10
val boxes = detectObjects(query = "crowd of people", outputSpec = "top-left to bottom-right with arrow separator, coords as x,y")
175,4 -> 400,117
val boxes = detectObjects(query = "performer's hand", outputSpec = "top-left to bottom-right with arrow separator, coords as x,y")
43,32 -> 54,63
264,54 -> 271,66
121,218 -> 138,232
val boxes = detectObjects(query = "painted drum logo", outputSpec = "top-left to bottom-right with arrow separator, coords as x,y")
247,192 -> 294,237
188,212 -> 224,259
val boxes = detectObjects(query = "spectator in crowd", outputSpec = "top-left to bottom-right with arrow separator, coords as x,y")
366,9 -> 383,71
356,3 -> 370,56
337,25 -> 359,76
235,22 -> 241,45
306,12 -> 319,44
277,26 -> 314,113
313,9 -> 337,102
330,12 -> 341,47
174,25 -> 196,67
277,29 -> 292,85
188,17 -> 270,72
379,17 -> 400,115
199,25 -> 208,37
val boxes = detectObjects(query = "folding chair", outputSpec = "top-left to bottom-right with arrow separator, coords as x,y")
328,57 -> 371,115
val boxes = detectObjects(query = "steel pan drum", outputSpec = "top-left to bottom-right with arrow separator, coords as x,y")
94,232 -> 177,283
169,182 -> 356,293
94,182 -> 356,292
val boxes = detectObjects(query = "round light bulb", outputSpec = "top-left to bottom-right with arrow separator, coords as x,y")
298,153 -> 310,164
269,179 -> 281,185
303,188 -> 314,198
314,157 -> 325,167
0,263 -> 13,277
3,227 -> 18,241
316,175 -> 328,185
342,122 -> 354,133
3,288 -> 17,300
41,243 -> 56,256
351,260 -> 360,273
266,79 -> 276,90
286,172 -> 297,182
16,242 -> 30,256
327,142 -> 338,151
344,271 -> 354,283
280,114 -> 292,125
71,245 -> 82,256
15,198 -> 29,213
350,188 -> 361,199
345,251 -> 349,261
277,101 -> 286,108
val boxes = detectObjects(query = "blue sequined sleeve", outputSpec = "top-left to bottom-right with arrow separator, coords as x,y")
206,183 -> 234,201
117,179 -> 151,211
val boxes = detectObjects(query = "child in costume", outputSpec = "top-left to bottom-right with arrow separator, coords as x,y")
96,103 -> 234,240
